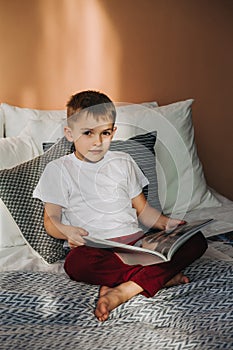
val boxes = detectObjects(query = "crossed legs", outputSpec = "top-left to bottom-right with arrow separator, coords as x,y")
64,232 -> 207,321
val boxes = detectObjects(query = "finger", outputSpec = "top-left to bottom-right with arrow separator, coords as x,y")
68,239 -> 84,247
169,218 -> 186,227
178,220 -> 186,225
79,229 -> 89,236
166,220 -> 178,230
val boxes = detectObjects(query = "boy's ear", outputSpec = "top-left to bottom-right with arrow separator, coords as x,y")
112,126 -> 117,137
64,126 -> 74,142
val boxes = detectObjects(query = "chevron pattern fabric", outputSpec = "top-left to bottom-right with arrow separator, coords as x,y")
1,259 -> 233,349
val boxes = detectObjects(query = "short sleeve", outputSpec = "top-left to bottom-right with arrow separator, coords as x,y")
33,160 -> 70,208
126,154 -> 149,199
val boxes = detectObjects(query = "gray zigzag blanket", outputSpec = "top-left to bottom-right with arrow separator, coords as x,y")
1,259 -> 233,350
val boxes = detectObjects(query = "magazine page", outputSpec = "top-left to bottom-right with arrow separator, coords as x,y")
84,236 -> 166,259
142,219 -> 213,260
114,249 -> 165,266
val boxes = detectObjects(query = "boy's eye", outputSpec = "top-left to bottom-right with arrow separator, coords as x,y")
82,130 -> 112,137
102,130 -> 112,136
83,130 -> 92,136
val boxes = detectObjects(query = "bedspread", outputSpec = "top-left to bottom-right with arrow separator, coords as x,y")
1,258 -> 233,350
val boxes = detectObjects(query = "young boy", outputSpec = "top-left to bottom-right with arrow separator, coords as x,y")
33,90 -> 207,322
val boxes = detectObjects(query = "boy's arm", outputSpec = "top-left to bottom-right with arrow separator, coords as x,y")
132,192 -> 185,230
44,202 -> 88,247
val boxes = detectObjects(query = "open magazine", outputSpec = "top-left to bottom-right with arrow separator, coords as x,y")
84,219 -> 213,266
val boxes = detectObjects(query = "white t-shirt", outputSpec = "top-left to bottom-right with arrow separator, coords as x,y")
33,151 -> 149,240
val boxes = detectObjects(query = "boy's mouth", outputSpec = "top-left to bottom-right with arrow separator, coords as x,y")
89,149 -> 103,154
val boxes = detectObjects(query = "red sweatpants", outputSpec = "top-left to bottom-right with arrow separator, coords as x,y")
64,231 -> 207,297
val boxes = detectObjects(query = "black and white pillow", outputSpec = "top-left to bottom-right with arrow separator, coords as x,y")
0,132 -> 160,263
110,132 -> 161,211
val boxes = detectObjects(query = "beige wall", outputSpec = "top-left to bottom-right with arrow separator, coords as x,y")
0,0 -> 232,200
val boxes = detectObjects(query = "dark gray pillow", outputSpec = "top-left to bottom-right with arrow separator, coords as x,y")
0,132 -> 160,263
110,132 -> 161,212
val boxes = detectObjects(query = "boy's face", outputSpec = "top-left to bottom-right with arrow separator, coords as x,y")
64,113 -> 116,163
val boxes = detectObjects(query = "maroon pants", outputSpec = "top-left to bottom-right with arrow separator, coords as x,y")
64,231 -> 207,297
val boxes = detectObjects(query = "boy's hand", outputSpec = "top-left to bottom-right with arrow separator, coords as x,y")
132,193 -> 186,231
44,203 -> 89,247
64,225 -> 89,249
156,215 -> 186,231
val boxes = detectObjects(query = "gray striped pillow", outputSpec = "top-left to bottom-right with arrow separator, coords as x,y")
0,132 -> 160,263
110,132 -> 160,212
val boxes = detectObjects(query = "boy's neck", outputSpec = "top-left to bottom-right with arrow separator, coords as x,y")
74,150 -> 108,163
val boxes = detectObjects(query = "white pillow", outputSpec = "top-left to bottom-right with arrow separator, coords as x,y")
0,103 -> 66,137
0,198 -> 25,247
0,102 -> 157,151
118,99 -> 221,215
114,101 -> 159,140
0,135 -> 40,170
20,118 -> 66,154
20,103 -> 159,153
0,102 -> 157,139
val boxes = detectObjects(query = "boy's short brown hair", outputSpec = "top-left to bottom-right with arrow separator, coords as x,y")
66,90 -> 116,127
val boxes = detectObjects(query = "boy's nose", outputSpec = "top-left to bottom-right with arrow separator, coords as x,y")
93,133 -> 102,146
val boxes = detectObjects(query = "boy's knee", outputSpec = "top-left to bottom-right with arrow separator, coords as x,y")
183,231 -> 207,264
194,231 -> 208,257
64,246 -> 87,281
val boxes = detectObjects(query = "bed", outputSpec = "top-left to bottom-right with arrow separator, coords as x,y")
0,100 -> 233,349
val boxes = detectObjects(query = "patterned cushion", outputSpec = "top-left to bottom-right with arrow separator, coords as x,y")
110,132 -> 160,211
0,132 -> 159,263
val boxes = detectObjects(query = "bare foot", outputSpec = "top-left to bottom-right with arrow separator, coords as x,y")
98,285 -> 110,298
165,272 -> 189,288
95,273 -> 189,321
95,282 -> 143,322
